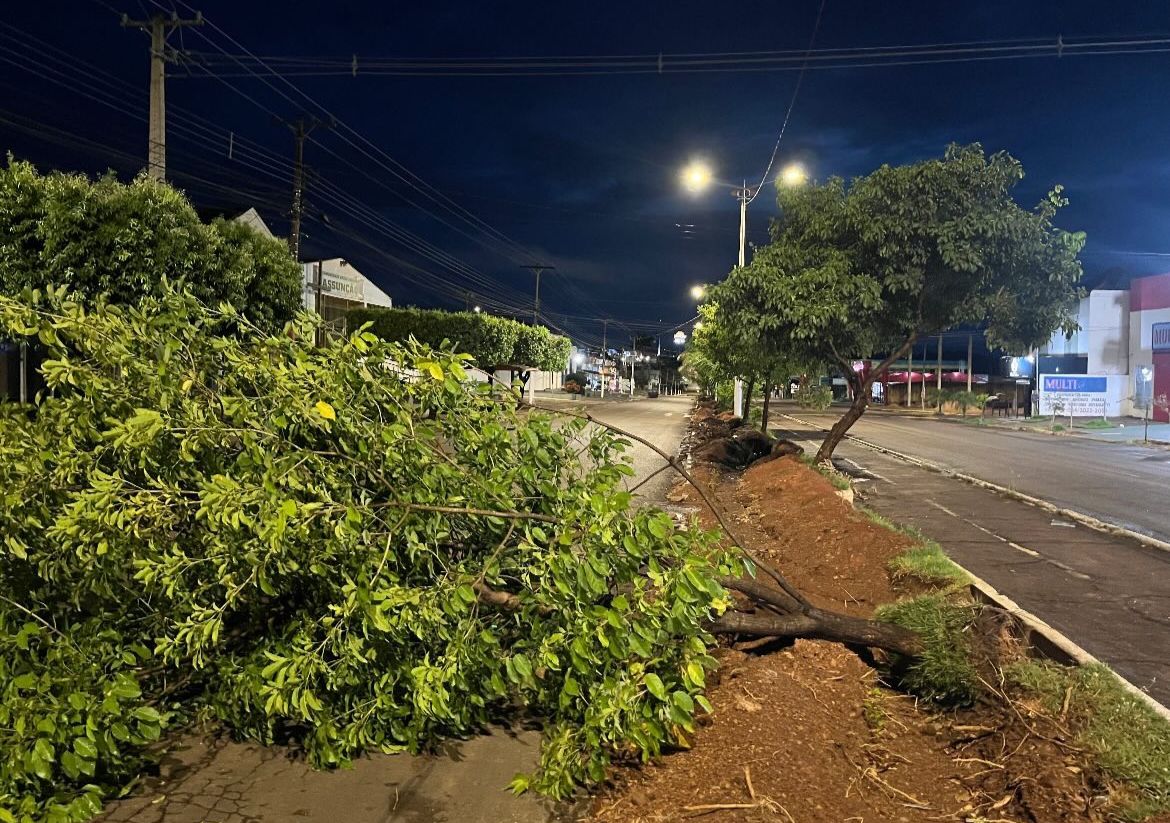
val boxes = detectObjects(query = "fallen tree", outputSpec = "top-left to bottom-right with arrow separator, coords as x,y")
0,286 -> 918,821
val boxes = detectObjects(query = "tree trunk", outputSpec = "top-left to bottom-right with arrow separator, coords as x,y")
760,379 -> 772,432
709,607 -> 921,658
742,376 -> 755,422
815,378 -> 870,463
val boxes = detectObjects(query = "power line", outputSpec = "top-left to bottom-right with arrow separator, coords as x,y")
745,0 -> 826,206
173,33 -> 1170,77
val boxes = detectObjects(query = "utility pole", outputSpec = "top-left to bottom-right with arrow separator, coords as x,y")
122,11 -> 203,181
936,335 -> 943,413
278,115 -> 326,262
600,319 -> 608,398
730,181 -> 753,416
630,335 -> 636,398
523,265 -> 554,324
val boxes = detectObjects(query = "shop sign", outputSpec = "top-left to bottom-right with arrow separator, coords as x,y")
1039,374 -> 1107,416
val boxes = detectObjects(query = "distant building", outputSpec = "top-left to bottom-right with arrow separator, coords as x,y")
301,257 -> 392,331
1036,272 -> 1170,420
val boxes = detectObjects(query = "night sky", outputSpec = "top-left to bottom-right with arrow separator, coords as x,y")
2,1 -> 1170,350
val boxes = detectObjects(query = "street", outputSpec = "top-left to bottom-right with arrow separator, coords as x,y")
785,409 -> 1170,544
585,394 -> 694,499
769,406 -> 1170,707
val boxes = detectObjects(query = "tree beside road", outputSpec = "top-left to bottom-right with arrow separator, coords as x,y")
690,144 -> 1086,462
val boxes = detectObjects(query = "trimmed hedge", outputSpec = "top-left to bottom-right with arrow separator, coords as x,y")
348,306 -> 571,372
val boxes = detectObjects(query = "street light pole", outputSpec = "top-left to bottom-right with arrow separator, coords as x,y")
731,181 -> 752,416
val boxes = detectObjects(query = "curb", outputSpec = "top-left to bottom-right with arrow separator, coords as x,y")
961,569 -> 1170,721
776,412 -> 1170,555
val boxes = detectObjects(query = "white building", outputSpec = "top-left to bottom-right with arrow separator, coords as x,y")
1038,273 -> 1170,420
301,257 -> 393,331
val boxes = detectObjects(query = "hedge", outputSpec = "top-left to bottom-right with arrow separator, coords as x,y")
347,306 -> 571,372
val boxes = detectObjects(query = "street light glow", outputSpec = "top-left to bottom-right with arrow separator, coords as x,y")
779,163 -> 807,187
473,305 -> 482,313
681,160 -> 713,194
690,284 -> 705,300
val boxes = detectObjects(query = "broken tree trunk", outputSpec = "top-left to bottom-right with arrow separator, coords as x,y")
525,400 -> 925,662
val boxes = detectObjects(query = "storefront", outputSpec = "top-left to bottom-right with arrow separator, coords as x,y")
302,258 -> 393,337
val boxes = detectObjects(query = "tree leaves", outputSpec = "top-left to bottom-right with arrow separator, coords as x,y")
0,285 -> 741,813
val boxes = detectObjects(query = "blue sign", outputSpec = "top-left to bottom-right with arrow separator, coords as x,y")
1042,375 -> 1107,393
1153,322 -> 1170,352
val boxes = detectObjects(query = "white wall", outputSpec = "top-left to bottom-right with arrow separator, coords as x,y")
1044,296 -> 1088,356
301,258 -> 392,310
1086,290 -> 1129,375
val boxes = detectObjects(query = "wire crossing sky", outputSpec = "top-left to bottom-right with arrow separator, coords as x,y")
2,0 -> 1169,350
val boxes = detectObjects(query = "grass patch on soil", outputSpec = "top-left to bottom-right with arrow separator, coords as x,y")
1079,419 -> 1116,429
859,507 -> 969,588
876,593 -> 981,706
888,542 -> 969,586
1007,660 -> 1170,820
798,454 -> 851,490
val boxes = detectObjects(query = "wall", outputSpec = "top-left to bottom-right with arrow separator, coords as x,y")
301,259 -> 393,312
1042,296 -> 1089,356
1086,290 -> 1129,375
1128,273 -> 1170,417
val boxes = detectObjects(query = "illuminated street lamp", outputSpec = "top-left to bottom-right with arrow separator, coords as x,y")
779,163 -> 807,187
473,305 -> 482,313
680,160 -> 713,194
690,284 -> 705,301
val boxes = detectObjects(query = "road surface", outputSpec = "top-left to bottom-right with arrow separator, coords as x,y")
785,408 -> 1170,544
768,405 -> 1170,707
100,395 -> 693,823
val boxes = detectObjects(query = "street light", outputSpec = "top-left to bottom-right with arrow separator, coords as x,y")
690,284 -> 705,300
779,163 -> 807,187
473,305 -> 482,313
680,160 -> 713,194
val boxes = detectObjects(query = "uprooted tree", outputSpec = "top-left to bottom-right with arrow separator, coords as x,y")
709,143 -> 1084,462
0,287 -> 919,821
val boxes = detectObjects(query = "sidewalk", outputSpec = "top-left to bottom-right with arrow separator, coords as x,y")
861,403 -> 1170,445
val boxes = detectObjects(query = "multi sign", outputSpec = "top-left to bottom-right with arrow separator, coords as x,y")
1153,321 -> 1170,352
1039,374 -> 1107,416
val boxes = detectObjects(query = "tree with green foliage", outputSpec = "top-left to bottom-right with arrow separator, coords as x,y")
0,286 -> 921,820
0,158 -> 302,332
751,143 -> 1084,462
347,306 -> 570,374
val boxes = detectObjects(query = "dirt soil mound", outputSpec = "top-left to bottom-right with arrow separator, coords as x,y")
591,452 -> 1126,823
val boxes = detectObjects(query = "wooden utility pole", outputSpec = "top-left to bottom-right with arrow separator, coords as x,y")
278,116 -> 326,262
122,12 -> 203,181
523,265 -> 554,324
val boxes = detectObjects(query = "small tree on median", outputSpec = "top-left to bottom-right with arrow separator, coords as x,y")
759,144 -> 1084,462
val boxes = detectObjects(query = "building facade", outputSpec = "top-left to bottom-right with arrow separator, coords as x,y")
1038,272 -> 1170,421
301,258 -> 393,334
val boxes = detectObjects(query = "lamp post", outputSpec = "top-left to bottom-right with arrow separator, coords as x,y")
680,160 -> 806,417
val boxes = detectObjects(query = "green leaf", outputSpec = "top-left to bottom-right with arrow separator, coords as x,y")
643,673 -> 667,701
73,737 -> 97,759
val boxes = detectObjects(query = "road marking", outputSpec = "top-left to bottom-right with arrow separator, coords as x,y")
925,500 -> 1087,576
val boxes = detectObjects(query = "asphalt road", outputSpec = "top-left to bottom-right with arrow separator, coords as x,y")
781,407 -> 1170,544
586,394 -> 694,500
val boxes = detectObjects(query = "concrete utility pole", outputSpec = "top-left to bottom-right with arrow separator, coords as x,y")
523,265 -> 554,324
936,335 -> 943,412
122,12 -> 203,181
730,181 -> 753,417
278,116 -> 326,262
600,318 -> 608,398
